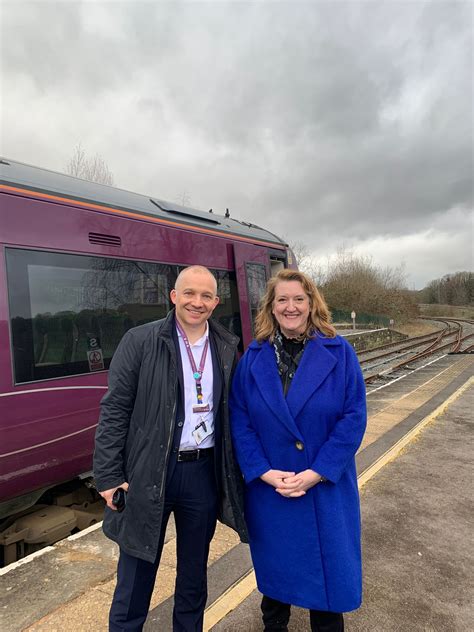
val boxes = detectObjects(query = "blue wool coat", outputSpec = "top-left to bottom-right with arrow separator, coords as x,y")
230,334 -> 367,612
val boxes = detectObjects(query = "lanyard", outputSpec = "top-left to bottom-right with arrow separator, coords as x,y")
176,320 -> 209,404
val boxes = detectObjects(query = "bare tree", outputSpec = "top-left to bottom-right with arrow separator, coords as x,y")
175,191 -> 191,206
420,271 -> 473,306
288,241 -> 325,286
289,240 -> 311,269
322,248 -> 418,322
65,144 -> 114,185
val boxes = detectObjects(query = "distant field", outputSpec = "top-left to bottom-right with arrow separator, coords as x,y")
418,304 -> 474,319
396,320 -> 440,337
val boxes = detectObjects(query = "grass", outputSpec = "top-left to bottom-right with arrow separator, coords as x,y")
418,304 -> 474,319
396,320 -> 441,337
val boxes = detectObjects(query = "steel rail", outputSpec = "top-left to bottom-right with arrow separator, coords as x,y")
363,320 -> 472,384
358,330 -> 456,366
357,330 -> 437,356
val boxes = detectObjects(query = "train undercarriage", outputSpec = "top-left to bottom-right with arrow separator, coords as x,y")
0,478 -> 105,567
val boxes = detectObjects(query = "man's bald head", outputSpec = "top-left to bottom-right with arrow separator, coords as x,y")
170,266 -> 220,336
174,266 -> 218,294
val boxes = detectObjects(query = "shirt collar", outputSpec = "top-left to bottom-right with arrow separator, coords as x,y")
176,320 -> 209,347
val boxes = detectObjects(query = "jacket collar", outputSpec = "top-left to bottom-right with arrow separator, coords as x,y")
285,335 -> 338,419
208,317 -> 240,348
249,341 -> 303,438
249,334 -> 340,435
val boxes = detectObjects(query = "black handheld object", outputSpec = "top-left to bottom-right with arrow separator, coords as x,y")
112,487 -> 127,512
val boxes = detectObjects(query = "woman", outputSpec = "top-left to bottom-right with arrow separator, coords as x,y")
230,269 -> 366,632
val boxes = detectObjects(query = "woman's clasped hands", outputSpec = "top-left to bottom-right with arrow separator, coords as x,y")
260,469 -> 322,497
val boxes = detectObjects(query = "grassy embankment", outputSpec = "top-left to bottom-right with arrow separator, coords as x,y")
418,304 -> 474,319
397,304 -> 474,338
336,304 -> 473,340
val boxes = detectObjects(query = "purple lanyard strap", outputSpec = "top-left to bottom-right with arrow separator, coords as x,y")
176,320 -> 209,404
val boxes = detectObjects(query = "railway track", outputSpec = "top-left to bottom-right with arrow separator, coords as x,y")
362,318 -> 474,387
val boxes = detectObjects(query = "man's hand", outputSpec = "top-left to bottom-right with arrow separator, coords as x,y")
260,469 -> 296,489
99,482 -> 129,510
275,469 -> 322,498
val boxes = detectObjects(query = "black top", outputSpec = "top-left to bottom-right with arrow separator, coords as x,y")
281,333 -> 305,359
273,330 -> 308,396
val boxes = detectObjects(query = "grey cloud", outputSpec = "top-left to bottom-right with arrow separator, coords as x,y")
1,1 -> 472,287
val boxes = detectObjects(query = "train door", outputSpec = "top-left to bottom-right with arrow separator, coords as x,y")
233,242 -> 271,348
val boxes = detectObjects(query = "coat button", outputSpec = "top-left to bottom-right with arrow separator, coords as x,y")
295,441 -> 304,450
178,421 -> 183,427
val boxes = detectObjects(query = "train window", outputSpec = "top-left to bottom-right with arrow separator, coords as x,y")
245,262 -> 268,335
6,249 -> 241,383
173,264 -> 243,349
208,268 -> 243,349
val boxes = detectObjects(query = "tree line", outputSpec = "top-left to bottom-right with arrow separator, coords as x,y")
418,271 -> 473,306
293,244 -> 418,323
294,242 -> 473,322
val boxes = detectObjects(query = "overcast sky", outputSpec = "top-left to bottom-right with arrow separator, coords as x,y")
1,0 -> 472,288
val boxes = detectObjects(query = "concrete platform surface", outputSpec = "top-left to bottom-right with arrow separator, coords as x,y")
212,380 -> 473,631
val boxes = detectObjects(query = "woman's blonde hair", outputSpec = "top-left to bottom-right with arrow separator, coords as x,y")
254,269 -> 336,342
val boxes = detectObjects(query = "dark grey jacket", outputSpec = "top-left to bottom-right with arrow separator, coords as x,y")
93,310 -> 248,562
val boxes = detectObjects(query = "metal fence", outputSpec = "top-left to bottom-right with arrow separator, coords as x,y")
331,309 -> 390,327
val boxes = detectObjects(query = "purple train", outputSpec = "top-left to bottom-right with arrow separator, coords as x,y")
0,158 -> 293,563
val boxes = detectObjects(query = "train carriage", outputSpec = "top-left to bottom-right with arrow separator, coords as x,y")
0,158 -> 294,563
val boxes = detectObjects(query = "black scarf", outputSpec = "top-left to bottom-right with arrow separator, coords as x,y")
273,329 -> 308,396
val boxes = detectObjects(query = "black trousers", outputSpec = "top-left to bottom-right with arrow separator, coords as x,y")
109,452 -> 218,632
261,595 -> 344,632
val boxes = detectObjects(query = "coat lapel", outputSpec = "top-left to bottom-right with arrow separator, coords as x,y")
286,336 -> 339,420
250,342 -> 304,440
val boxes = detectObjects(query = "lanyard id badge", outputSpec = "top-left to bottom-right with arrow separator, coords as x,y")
192,417 -> 213,445
193,404 -> 210,413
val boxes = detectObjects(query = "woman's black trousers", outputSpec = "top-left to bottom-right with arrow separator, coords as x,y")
261,595 -> 344,632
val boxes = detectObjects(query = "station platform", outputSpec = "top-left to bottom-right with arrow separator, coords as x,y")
1,354 -> 473,632
211,374 -> 473,631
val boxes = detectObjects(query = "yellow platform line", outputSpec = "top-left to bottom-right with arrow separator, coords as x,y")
358,376 -> 473,489
203,570 -> 257,631
361,355 -> 474,451
203,375 -> 473,630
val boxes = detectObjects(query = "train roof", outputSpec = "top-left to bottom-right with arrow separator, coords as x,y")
0,157 -> 287,249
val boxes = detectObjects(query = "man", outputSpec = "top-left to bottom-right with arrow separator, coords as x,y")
94,265 -> 247,632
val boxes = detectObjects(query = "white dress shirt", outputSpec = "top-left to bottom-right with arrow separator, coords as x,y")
176,322 -> 215,450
